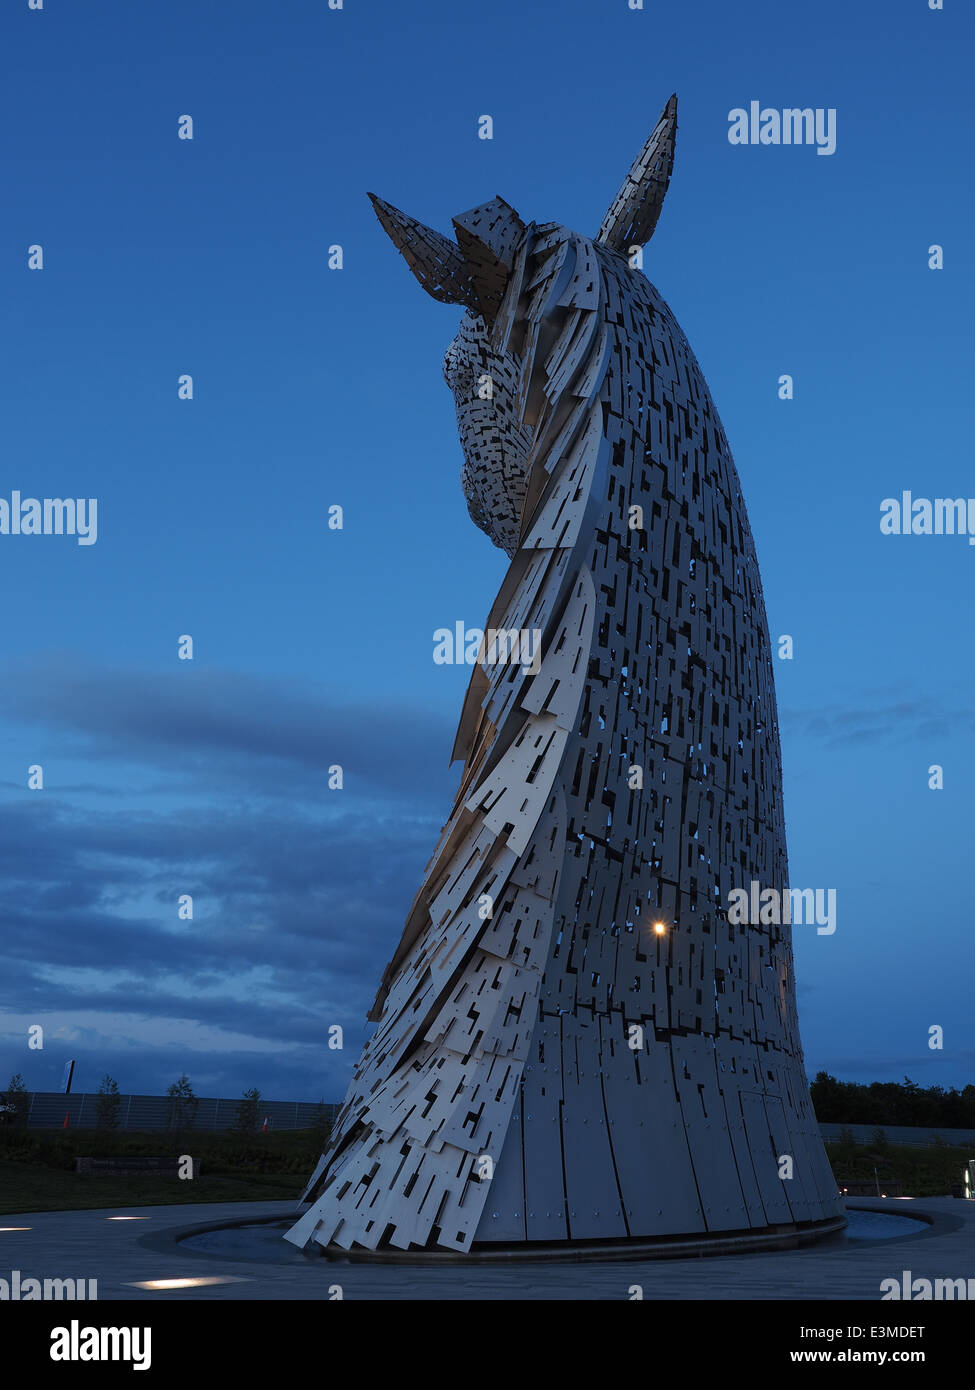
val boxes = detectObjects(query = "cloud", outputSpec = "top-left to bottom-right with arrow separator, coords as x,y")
781,696 -> 973,747
0,657 -> 461,1100
0,652 -> 460,803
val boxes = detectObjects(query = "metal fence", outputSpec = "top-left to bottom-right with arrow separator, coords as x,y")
15,1099 -> 974,1146
819,1121 -> 975,1148
20,1092 -> 340,1132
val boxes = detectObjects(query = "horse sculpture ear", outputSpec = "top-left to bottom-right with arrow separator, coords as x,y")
597,94 -> 678,253
368,193 -> 477,307
451,196 -> 526,322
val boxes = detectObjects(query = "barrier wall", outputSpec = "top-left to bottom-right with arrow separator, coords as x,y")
18,1092 -> 340,1132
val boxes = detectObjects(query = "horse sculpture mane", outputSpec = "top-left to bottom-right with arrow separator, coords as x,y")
286,96 -> 842,1255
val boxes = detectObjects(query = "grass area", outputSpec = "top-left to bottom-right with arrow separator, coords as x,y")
0,1126 -> 328,1214
0,1159 -> 303,1213
4,1127 -> 966,1214
826,1138 -> 972,1198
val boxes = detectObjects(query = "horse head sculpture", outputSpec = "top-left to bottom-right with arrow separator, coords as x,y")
369,95 -> 676,558
287,96 -> 843,1256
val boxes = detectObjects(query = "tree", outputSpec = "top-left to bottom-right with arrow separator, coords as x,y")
929,1133 -> 956,1195
5,1074 -> 29,1127
166,1074 -> 199,1131
961,1085 -> 975,1128
310,1099 -> 333,1148
233,1087 -> 261,1134
95,1075 -> 122,1130
835,1126 -> 857,1161
810,1071 -> 856,1123
810,1073 -> 975,1129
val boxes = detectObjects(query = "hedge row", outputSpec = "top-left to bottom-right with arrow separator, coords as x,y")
0,1126 -> 330,1176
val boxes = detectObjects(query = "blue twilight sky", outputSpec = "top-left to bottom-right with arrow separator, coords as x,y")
1,0 -> 973,1105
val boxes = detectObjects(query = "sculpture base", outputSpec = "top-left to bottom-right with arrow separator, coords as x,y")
311,1214 -> 847,1262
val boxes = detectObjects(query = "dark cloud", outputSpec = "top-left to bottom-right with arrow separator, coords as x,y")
0,652 -> 461,802
781,697 -> 972,747
0,657 -> 461,1101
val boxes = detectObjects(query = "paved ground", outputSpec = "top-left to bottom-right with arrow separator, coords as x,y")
1,1198 -> 972,1300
